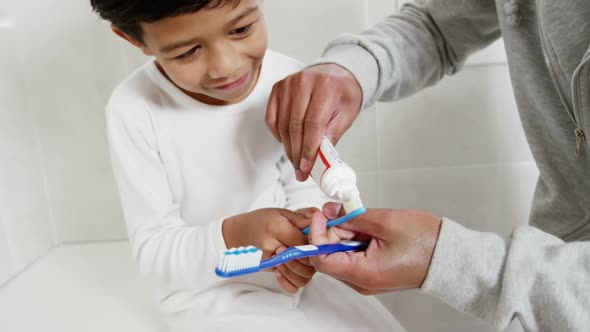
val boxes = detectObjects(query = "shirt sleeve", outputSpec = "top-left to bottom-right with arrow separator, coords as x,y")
422,218 -> 590,331
106,100 -> 227,294
277,155 -> 331,212
309,0 -> 501,109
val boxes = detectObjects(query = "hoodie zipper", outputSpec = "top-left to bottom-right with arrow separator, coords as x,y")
537,18 -> 586,156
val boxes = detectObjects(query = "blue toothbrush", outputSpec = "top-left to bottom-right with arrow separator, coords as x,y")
301,206 -> 367,235
215,240 -> 368,278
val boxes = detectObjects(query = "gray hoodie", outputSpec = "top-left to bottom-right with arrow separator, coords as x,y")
312,0 -> 590,331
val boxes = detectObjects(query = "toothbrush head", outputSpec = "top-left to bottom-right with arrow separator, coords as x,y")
215,246 -> 264,278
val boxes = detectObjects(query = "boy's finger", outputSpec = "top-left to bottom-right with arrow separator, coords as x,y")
297,257 -> 313,267
273,223 -> 308,247
284,258 -> 316,279
279,209 -> 314,230
274,269 -> 299,294
294,207 -> 320,219
275,263 -> 311,288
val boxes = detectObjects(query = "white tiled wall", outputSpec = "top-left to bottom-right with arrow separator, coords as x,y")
17,1 -> 128,242
1,1 -> 535,331
0,221 -> 13,285
0,7 -> 55,285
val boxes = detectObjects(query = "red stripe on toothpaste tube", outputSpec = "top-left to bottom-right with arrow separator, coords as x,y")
310,137 -> 363,213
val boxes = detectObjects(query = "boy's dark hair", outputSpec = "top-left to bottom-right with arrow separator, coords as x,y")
90,0 -> 238,44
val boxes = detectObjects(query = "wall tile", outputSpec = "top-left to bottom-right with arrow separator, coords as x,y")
0,219 -> 14,286
368,0 -> 396,26
356,171 -> 379,209
337,106 -> 378,172
10,1 -> 128,242
0,14 -> 55,279
377,65 -> 532,170
378,163 -> 538,235
264,0 -> 368,63
467,40 -> 508,66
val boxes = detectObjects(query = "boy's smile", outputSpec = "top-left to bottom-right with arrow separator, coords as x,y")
211,71 -> 251,91
118,0 -> 267,106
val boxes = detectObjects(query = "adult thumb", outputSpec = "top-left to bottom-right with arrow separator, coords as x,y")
338,209 -> 389,238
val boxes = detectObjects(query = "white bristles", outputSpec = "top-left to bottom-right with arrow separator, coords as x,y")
217,246 -> 263,273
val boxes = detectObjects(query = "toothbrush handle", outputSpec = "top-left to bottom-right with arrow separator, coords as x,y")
301,206 -> 366,235
259,241 -> 367,270
315,241 -> 368,255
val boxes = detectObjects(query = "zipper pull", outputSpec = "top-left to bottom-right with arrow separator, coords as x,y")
575,128 -> 586,157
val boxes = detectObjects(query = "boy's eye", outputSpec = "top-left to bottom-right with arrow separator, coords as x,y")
177,46 -> 201,59
231,24 -> 253,35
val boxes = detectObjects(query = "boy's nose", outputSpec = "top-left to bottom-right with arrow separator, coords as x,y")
207,46 -> 237,79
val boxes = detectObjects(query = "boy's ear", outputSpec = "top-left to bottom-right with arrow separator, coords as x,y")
111,25 -> 154,56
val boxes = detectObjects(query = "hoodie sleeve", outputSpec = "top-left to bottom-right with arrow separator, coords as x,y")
106,98 -> 227,294
310,0 -> 501,108
422,218 -> 590,331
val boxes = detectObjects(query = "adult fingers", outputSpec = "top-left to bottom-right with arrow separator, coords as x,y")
275,263 -> 311,289
337,209 -> 390,237
289,79 -> 312,179
298,89 -> 336,177
276,80 -> 293,163
266,82 -> 282,142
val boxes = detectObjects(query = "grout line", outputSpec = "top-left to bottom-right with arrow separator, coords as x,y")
0,239 -> 128,290
375,104 -> 384,207
0,243 -> 59,290
60,239 -> 128,245
36,133 -> 59,246
379,160 -> 537,174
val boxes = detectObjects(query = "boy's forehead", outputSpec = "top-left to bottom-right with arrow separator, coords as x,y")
141,0 -> 260,48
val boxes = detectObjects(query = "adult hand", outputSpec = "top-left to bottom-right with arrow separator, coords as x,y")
308,204 -> 442,295
266,64 -> 363,181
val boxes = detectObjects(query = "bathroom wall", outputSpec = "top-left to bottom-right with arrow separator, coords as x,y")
0,6 -> 55,286
0,1 -> 127,286
1,1 -> 536,331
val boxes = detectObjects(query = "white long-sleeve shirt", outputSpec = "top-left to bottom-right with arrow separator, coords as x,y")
106,50 -> 331,316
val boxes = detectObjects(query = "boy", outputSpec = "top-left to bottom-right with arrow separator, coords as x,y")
91,0 -> 403,331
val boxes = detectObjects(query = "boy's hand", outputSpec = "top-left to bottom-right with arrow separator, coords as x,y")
272,206 -> 357,293
272,207 -> 319,293
222,208 -> 316,293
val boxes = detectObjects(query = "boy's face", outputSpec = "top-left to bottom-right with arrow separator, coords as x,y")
124,0 -> 267,105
